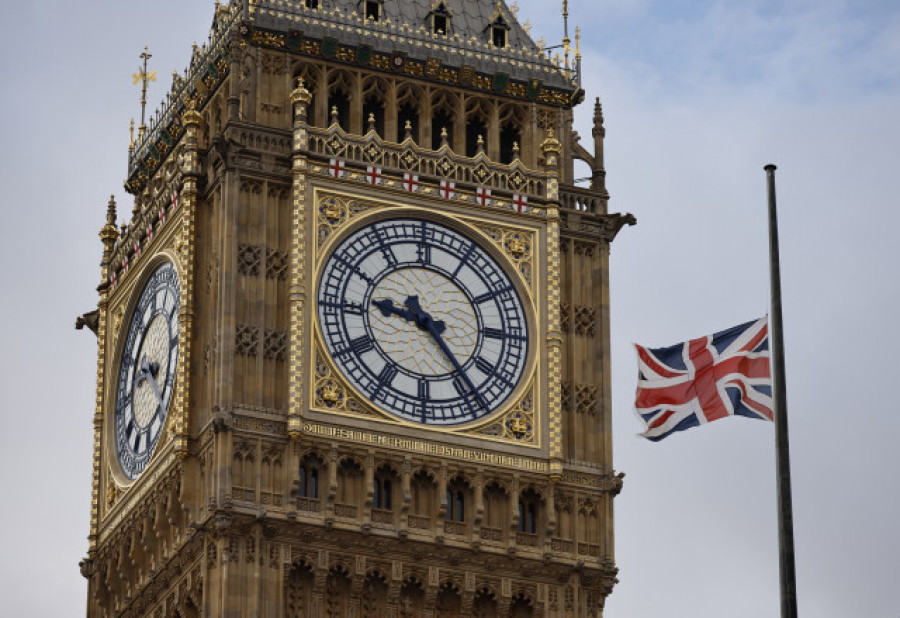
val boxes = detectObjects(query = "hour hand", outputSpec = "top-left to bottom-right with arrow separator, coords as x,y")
373,298 -> 416,322
403,296 -> 446,334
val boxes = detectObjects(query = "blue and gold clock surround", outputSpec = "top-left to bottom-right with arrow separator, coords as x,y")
112,261 -> 180,481
316,214 -> 533,426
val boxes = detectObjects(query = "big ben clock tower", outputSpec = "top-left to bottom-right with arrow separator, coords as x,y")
79,1 -> 634,616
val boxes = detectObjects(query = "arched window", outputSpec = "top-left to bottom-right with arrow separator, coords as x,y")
430,2 -> 452,36
299,464 -> 318,498
445,477 -> 467,522
373,475 -> 393,510
487,14 -> 511,49
298,454 -> 323,512
364,0 -> 381,21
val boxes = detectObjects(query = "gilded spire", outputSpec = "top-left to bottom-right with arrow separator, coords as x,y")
132,47 -> 157,135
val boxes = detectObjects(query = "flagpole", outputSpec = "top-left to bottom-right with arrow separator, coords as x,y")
765,164 -> 798,618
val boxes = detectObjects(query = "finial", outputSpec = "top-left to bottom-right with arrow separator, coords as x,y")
100,195 -> 119,258
367,113 -> 376,133
290,77 -> 313,108
132,46 -> 157,135
331,105 -> 340,126
404,119 -> 413,141
440,126 -> 449,148
576,26 -> 581,58
512,141 -> 520,158
106,195 -> 117,227
476,134 -> 485,153
129,119 -> 135,150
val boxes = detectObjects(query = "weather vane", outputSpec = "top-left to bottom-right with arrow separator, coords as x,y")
132,46 -> 157,138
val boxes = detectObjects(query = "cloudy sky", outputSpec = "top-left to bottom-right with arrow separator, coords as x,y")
1,0 -> 897,615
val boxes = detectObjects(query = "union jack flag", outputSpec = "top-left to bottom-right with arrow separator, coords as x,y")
634,317 -> 773,441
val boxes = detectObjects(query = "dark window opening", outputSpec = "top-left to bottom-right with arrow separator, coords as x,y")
398,102 -> 419,142
517,500 -> 537,533
366,1 -> 380,21
327,90 -> 350,128
374,477 -> 393,509
363,98 -> 385,137
432,109 -> 454,150
445,489 -> 465,522
492,27 -> 507,48
500,123 -> 521,163
299,463 -> 319,498
466,117 -> 487,158
305,0 -> 318,8
434,14 -> 448,35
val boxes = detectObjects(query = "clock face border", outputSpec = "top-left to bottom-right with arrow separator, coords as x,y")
312,208 -> 539,430
107,253 -> 182,486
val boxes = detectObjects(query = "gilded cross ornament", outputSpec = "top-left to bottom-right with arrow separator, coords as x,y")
132,46 -> 158,134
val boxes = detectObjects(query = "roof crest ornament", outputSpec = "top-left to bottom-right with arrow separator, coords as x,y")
132,46 -> 157,140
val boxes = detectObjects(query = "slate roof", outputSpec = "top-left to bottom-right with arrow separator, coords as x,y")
249,0 -> 575,90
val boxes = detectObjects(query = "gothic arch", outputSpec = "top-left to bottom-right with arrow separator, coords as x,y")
430,89 -> 460,150
324,564 -> 352,617
435,580 -> 462,617
285,560 -> 315,618
509,591 -> 535,617
361,74 -> 390,137
464,96 -> 493,157
325,68 -> 356,129
471,586 -> 498,617
398,575 -> 426,618
397,82 -> 425,143
291,62 -> 324,126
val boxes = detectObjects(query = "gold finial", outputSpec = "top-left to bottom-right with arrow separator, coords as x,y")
576,26 -> 581,58
128,119 -> 135,150
132,47 -> 157,135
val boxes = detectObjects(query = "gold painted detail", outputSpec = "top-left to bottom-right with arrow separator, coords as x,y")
473,379 -> 535,444
302,422 -> 549,472
315,196 -> 375,256
313,348 -> 373,417
252,31 -> 286,48
473,224 -> 535,293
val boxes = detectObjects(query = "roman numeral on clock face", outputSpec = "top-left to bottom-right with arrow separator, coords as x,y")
474,356 -> 494,375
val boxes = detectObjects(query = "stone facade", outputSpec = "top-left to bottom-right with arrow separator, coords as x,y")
81,2 -> 634,616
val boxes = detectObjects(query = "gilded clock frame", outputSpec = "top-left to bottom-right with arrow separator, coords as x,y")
304,187 -> 547,452
104,249 -> 184,489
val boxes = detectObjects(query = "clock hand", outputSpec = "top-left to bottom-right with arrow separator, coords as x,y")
403,296 -> 487,411
373,297 -> 445,334
137,356 -> 165,410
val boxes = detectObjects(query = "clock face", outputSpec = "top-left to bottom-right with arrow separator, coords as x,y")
317,217 -> 529,425
114,262 -> 180,480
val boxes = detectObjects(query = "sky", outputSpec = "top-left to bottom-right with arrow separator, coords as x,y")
1,0 -> 898,615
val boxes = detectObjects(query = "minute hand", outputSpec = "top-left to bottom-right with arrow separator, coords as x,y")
404,296 -> 487,411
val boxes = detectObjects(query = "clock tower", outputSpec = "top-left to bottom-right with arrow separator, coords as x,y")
80,1 -> 634,616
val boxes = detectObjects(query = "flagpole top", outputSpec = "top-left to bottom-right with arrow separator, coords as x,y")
764,163 -> 777,172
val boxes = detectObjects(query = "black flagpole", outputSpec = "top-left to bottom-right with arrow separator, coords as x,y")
765,164 -> 798,618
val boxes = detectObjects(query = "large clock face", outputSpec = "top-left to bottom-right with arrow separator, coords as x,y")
114,262 -> 180,480
317,217 -> 529,425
